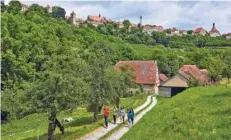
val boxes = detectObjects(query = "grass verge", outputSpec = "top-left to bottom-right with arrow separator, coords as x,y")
121,85 -> 231,140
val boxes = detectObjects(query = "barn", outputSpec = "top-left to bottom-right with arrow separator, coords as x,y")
159,65 -> 208,97
115,61 -> 159,94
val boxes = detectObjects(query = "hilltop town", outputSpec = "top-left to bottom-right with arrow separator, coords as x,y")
20,3 -> 231,40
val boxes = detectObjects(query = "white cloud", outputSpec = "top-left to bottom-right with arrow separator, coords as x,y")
19,1 -> 231,34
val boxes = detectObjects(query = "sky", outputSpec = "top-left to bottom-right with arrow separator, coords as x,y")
11,1 -> 231,34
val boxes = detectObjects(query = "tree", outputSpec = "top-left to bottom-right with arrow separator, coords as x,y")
25,4 -> 48,16
130,27 -> 139,34
7,0 -> 22,14
52,6 -> 66,19
187,30 -> 193,34
202,56 -> 225,83
223,55 -> 231,83
123,19 -> 131,29
1,0 -> 7,13
87,42 -> 112,121
26,53 -> 90,140
188,78 -> 200,87
195,38 -> 206,48
104,66 -> 135,108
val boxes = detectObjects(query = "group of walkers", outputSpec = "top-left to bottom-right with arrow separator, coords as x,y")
103,105 -> 134,129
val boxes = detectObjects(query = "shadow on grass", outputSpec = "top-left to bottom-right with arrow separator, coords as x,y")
24,114 -> 105,140
212,91 -> 231,98
24,131 -> 73,140
210,108 -> 231,115
64,114 -> 104,128
64,116 -> 92,127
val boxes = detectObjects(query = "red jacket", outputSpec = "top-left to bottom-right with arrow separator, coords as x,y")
104,107 -> 110,117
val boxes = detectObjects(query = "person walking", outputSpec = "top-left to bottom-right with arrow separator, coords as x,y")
129,108 -> 135,126
104,106 -> 110,128
127,108 -> 130,126
113,106 -> 118,124
120,106 -> 125,124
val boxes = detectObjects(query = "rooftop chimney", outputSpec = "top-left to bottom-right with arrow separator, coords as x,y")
99,13 -> 101,17
213,23 -> 215,28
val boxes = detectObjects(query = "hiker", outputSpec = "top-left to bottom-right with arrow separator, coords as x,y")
127,108 -> 130,126
129,108 -> 134,126
55,118 -> 64,134
104,106 -> 110,128
113,106 -> 118,124
120,106 -> 125,124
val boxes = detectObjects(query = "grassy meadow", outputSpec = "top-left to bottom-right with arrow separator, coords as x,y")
121,85 -> 231,140
1,94 -> 149,140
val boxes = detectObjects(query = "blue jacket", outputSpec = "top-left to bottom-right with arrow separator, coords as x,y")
129,111 -> 134,119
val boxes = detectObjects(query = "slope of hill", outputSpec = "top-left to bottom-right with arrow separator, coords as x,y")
121,85 -> 231,139
1,95 -> 148,140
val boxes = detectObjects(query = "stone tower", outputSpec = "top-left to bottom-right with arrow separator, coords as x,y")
70,11 -> 76,24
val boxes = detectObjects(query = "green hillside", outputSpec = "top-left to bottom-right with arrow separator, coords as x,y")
121,85 -> 231,140
1,94 -> 148,140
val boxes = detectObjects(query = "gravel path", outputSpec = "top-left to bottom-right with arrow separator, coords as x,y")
105,96 -> 157,140
79,95 -> 152,140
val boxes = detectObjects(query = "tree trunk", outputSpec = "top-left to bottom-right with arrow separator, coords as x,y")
93,112 -> 98,122
116,97 -> 120,108
92,104 -> 99,122
48,107 -> 57,140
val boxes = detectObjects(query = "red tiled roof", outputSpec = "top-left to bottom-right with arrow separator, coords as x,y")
115,61 -> 159,84
200,69 -> 209,79
143,25 -> 164,32
131,24 -> 137,27
194,27 -> 204,33
154,25 -> 164,31
76,18 -> 85,23
210,27 -> 220,34
88,15 -> 106,22
171,27 -> 178,32
223,33 -> 231,36
179,30 -> 187,33
47,5 -> 51,8
179,65 -> 208,85
21,4 -> 28,8
200,69 -> 208,73
143,25 -> 153,30
159,74 -> 169,82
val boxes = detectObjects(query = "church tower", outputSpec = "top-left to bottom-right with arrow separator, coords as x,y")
70,11 -> 76,24
140,15 -> 142,26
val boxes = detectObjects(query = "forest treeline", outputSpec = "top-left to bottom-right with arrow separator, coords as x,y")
1,1 -> 231,139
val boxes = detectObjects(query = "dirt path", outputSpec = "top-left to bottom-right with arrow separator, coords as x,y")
105,96 -> 157,140
78,95 -> 152,140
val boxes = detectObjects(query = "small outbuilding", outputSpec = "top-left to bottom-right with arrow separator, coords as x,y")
159,65 -> 208,97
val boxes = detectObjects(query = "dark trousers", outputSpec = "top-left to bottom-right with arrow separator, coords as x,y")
121,116 -> 125,123
113,115 -> 116,124
130,117 -> 134,125
104,116 -> 108,127
55,119 -> 64,134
